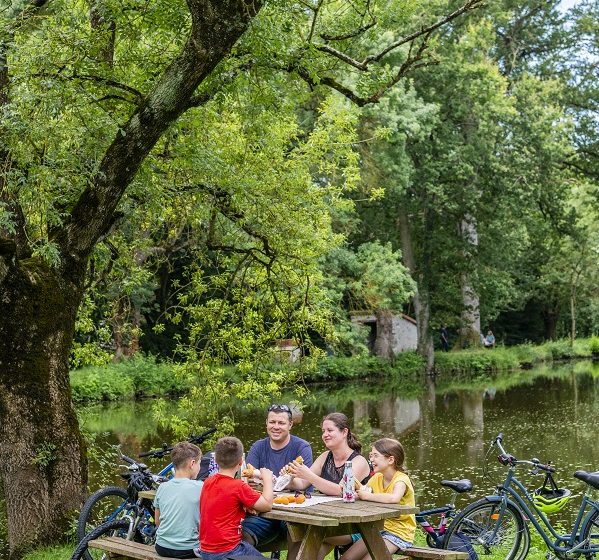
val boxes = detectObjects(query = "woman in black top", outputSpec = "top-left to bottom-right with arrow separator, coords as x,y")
287,412 -> 370,496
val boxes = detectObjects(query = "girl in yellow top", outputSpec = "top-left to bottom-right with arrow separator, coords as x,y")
332,438 -> 416,560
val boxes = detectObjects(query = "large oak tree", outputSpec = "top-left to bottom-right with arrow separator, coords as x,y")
0,0 -> 480,555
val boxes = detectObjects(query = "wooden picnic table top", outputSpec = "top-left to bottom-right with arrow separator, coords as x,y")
262,498 -> 418,525
140,489 -> 418,525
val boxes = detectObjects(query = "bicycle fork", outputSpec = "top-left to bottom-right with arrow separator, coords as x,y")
478,501 -> 509,550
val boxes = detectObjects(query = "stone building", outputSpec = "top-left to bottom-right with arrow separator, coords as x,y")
350,311 -> 417,357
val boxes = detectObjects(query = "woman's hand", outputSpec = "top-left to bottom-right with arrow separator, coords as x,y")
286,460 -> 312,480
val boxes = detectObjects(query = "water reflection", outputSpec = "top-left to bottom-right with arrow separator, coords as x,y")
2,361 -> 597,560
75,360 -> 599,512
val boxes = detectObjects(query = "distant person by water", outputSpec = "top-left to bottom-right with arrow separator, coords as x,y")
484,330 -> 495,348
440,325 -> 449,352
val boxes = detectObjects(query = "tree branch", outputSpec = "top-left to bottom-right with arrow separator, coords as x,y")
316,0 -> 483,70
56,0 -> 263,269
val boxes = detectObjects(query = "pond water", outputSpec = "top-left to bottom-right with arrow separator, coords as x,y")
81,360 -> 599,512
1,360 -> 598,558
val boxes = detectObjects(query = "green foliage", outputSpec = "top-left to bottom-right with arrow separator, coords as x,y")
309,352 -> 425,382
69,355 -> 191,403
590,336 -> 599,355
32,443 -> 57,468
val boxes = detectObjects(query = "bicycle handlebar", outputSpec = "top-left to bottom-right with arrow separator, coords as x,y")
139,427 -> 217,458
492,434 -> 556,472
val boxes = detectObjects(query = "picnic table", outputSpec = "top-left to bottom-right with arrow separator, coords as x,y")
261,496 -> 418,560
91,491 -> 467,560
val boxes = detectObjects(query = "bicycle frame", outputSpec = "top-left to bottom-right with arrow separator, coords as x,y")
417,482 -> 470,548
488,458 -> 599,556
417,504 -> 454,546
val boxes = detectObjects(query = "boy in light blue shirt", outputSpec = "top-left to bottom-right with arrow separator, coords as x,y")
153,442 -> 203,558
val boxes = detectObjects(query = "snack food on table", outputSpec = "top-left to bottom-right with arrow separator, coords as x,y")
281,455 -> 304,475
295,494 -> 306,504
274,495 -> 305,505
242,464 -> 255,478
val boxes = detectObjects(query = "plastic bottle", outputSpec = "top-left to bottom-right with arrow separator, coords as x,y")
240,454 -> 248,482
341,460 -> 356,503
207,453 -> 218,477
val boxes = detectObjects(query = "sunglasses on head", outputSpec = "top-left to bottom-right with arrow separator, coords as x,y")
268,404 -> 292,415
268,404 -> 293,421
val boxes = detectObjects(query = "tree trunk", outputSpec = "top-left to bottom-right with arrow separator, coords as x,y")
457,216 -> 481,348
541,304 -> 559,340
373,308 -> 395,359
570,287 -> 576,346
0,252 -> 87,558
397,209 -> 434,372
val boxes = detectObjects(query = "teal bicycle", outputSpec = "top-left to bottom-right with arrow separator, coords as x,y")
443,433 -> 599,560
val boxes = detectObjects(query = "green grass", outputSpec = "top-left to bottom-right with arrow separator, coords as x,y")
434,337 -> 596,380
23,544 -> 73,560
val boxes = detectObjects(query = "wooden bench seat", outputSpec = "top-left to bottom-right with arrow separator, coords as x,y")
88,536 -> 464,560
88,537 -> 173,559
397,546 -> 469,560
88,535 -> 287,559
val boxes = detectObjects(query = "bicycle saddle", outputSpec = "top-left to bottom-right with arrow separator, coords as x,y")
574,470 -> 599,490
440,479 -> 473,493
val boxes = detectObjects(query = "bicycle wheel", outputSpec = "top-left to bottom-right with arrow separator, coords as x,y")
443,499 -> 527,560
581,508 -> 599,559
77,486 -> 129,560
71,518 -> 130,560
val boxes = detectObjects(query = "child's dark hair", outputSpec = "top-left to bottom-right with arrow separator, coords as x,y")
171,442 -> 201,469
373,438 -> 407,473
214,436 -> 244,469
323,412 -> 361,453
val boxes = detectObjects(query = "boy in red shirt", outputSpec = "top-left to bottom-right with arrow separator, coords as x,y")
200,437 -> 273,560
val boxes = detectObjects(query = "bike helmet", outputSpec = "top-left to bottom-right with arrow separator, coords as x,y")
532,487 -> 572,514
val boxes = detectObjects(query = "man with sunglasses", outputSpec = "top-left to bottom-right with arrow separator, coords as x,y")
241,404 -> 313,552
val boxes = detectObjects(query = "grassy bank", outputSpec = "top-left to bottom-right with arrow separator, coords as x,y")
434,337 -> 597,379
69,337 -> 598,404
70,354 -> 193,403
69,352 -> 426,404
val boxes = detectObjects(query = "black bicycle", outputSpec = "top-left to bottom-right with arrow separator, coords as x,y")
71,455 -> 162,560
76,428 -> 216,560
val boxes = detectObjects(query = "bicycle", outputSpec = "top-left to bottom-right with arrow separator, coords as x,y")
77,427 -> 216,559
71,455 -> 163,560
417,478 -> 474,548
332,478 -> 474,560
442,432 -> 599,560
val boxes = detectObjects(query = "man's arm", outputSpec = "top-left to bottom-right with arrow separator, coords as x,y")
299,441 -> 313,468
154,508 -> 160,528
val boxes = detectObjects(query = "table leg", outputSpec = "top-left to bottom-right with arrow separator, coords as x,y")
296,525 -> 325,560
358,522 -> 392,560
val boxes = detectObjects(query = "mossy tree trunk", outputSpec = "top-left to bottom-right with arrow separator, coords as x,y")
0,1 -> 260,555
0,252 -> 87,558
